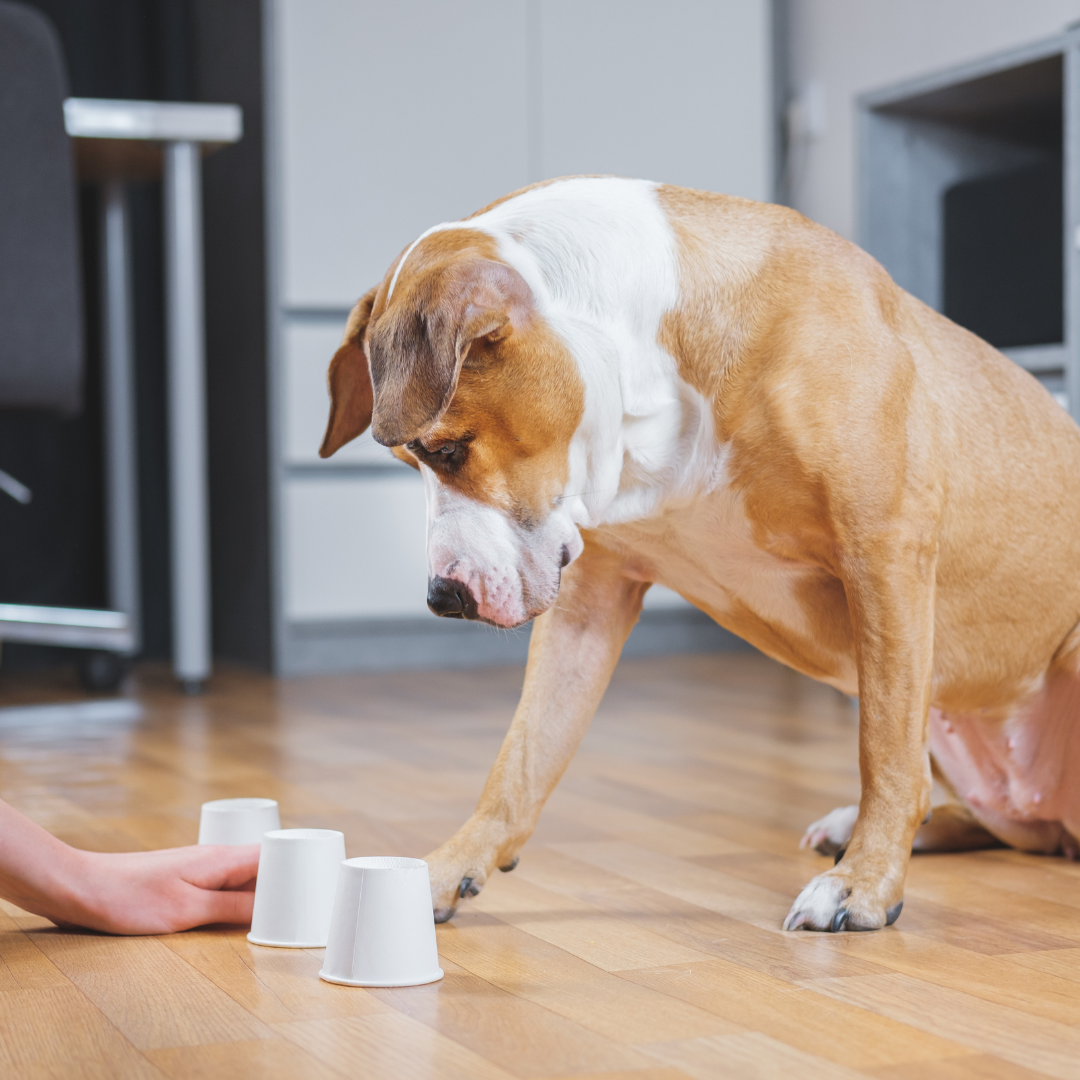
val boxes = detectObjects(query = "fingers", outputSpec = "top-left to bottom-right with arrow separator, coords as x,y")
179,883 -> 256,931
176,844 -> 261,892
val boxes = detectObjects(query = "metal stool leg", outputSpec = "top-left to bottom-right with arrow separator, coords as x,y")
100,180 -> 141,655
164,141 -> 211,692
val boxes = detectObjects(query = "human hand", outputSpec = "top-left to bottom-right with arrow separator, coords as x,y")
58,844 -> 260,935
0,796 -> 259,934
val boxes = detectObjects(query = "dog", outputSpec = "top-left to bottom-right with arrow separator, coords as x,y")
319,176 -> 1080,931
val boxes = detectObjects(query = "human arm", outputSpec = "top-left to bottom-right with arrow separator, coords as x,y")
0,796 -> 259,934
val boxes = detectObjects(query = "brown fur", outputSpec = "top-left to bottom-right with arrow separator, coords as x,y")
322,180 -> 1080,930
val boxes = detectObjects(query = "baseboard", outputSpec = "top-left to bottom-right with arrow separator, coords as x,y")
278,607 -> 750,676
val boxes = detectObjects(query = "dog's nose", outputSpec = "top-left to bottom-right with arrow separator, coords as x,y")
427,576 -> 475,619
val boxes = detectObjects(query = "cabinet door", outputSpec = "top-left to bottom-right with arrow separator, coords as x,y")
537,0 -> 771,200
275,0 -> 531,309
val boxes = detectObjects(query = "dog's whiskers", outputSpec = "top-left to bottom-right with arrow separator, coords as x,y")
554,488 -> 613,504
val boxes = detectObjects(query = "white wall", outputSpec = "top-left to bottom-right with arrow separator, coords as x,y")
537,1 -> 771,198
284,476 -> 429,619
271,0 -> 771,625
788,0 -> 1080,241
277,0 -> 772,308
276,0 -> 531,309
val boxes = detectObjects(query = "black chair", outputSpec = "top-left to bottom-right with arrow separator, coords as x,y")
0,1 -> 132,690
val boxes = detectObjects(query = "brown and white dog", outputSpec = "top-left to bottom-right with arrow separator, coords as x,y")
320,177 -> 1080,932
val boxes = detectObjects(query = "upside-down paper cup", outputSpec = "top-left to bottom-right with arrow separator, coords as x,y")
198,798 -> 280,846
247,829 -> 346,948
319,857 -> 444,987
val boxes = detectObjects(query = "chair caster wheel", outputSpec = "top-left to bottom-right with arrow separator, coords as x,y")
78,651 -> 129,693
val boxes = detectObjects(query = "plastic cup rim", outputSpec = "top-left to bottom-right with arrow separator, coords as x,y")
318,967 -> 444,987
342,855 -> 428,871
262,828 -> 344,842
247,932 -> 327,948
201,797 -> 278,812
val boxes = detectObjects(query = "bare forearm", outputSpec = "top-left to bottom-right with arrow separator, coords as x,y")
0,797 -> 86,922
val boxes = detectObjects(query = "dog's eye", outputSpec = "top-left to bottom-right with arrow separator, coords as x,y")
403,437 -> 468,468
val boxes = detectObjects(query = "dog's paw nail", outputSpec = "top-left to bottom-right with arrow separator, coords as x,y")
498,857 -> 519,873
433,906 -> 456,924
830,908 -> 850,933
885,900 -> 904,925
783,911 -> 808,931
459,876 -> 481,898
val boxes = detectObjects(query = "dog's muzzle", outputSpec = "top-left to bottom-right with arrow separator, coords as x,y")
427,576 -> 479,619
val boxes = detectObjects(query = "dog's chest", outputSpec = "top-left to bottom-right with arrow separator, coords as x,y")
594,487 -> 859,692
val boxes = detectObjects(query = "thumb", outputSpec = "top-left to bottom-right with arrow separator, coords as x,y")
183,884 -> 256,930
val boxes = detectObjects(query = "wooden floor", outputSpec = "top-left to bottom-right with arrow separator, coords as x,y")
1,652 -> 1079,1079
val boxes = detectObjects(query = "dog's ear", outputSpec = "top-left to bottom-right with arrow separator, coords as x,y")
368,258 -> 531,447
319,287 -> 378,458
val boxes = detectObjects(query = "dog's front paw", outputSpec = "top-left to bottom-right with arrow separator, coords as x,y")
799,805 -> 859,856
425,817 -> 519,923
783,866 -> 903,932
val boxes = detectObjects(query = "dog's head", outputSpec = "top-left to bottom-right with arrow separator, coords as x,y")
320,228 -> 585,627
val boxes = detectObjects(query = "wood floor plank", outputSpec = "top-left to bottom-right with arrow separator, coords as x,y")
870,1053 -> 1061,1079
1005,948 -> 1080,987
0,919 -> 68,992
940,852 -> 1080,911
0,985 -> 163,1079
542,788 -> 753,858
161,929 -> 388,1023
28,930 -> 272,1050
437,912 -> 742,1044
619,958 -> 970,1070
146,1038 -> 347,1080
368,957 -> 652,1078
638,1031 -> 870,1080
546,840 -> 792,930
510,847 -> 895,982
822,930 -> 1080,1025
807,973 -> 1080,1080
540,1071 -> 689,1080
274,1012 -> 521,1080
671,810 -> 819,860
874,888 -> 1077,956
904,871 -> 1080,947
471,875 -> 716,972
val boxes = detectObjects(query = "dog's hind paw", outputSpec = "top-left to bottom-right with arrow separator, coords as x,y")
799,805 -> 859,856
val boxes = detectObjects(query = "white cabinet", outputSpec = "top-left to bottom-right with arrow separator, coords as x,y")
537,0 -> 770,199
275,0 -> 531,308
267,0 -> 770,671
283,474 -> 429,620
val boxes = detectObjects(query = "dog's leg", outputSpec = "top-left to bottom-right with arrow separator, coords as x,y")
800,805 -> 859,856
911,803 -> 1000,852
425,543 -> 648,921
802,802 -> 1000,858
785,542 -> 935,931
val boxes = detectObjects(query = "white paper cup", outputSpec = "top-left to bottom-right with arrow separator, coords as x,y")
247,829 -> 346,948
319,856 -> 444,987
198,798 -> 280,846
